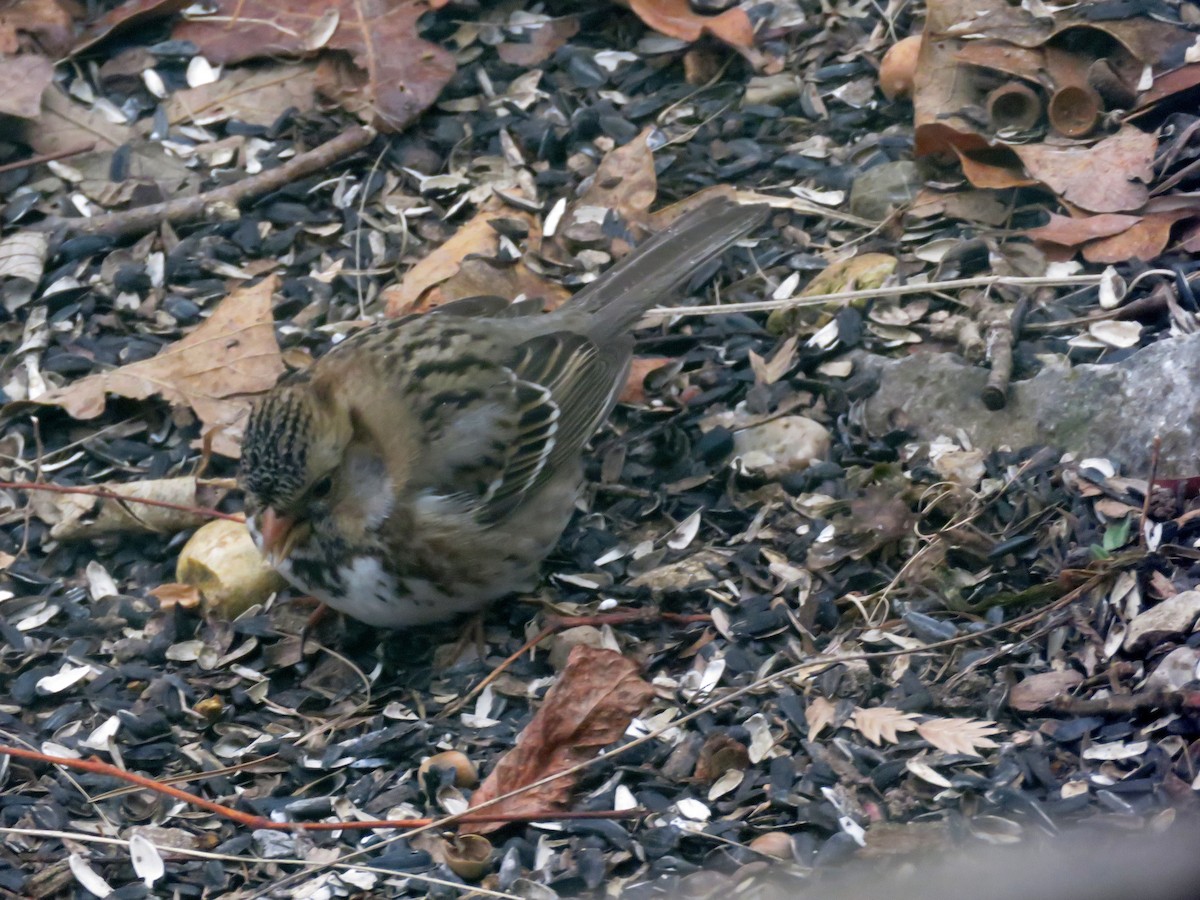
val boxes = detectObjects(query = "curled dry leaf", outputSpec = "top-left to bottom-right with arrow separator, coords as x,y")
462,645 -> 654,834
29,277 -> 285,458
0,53 -> 54,119
27,476 -> 228,540
444,834 -> 492,882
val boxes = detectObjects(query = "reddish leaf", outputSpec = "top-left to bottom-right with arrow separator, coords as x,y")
173,0 -> 455,131
1011,126 -> 1156,214
618,356 -> 675,406
462,646 -> 654,834
1025,212 -> 1142,248
624,0 -> 754,50
1082,210 -> 1194,264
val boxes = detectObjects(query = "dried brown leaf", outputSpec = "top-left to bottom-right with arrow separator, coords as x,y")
1009,671 -> 1083,713
172,0 -> 455,131
568,126 -> 659,244
19,86 -> 197,197
31,277 -> 285,458
382,206 -> 568,317
806,695 -> 836,740
1081,210 -> 1193,264
27,477 -> 230,540
462,645 -> 654,834
0,52 -> 53,119
1012,126 -> 1156,214
1024,212 -> 1143,248
0,0 -> 75,57
916,717 -> 1001,756
850,706 -> 918,746
166,62 -> 320,127
617,356 -> 675,406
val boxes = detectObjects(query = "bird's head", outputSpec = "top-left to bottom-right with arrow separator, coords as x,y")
239,376 -> 354,567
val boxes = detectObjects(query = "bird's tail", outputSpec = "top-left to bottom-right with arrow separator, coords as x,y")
564,197 -> 769,339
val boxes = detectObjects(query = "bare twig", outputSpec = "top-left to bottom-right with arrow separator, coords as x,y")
1049,689 -> 1195,716
33,126 -> 376,239
0,143 -> 96,175
0,480 -> 242,522
981,306 -> 1014,410
0,744 -> 641,832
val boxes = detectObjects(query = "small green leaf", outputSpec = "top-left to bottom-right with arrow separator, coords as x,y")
1102,516 -> 1132,552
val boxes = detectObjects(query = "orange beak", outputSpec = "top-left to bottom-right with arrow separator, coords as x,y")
259,508 -> 298,567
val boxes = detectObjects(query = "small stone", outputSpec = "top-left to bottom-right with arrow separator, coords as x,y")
732,415 -> 831,480
1145,646 -> 1200,692
1124,591 -> 1200,654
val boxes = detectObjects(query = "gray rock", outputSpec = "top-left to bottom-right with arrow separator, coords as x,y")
1145,646 -> 1200,692
1123,590 -> 1200,654
862,333 -> 1200,476
732,415 -> 830,480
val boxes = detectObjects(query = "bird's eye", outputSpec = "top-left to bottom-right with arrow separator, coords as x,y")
310,475 -> 334,500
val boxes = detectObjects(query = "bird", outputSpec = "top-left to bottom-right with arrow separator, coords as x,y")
238,197 -> 768,628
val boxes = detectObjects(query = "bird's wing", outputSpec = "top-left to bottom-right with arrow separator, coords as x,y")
392,327 -> 622,524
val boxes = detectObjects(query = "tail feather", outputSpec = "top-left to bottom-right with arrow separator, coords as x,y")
565,197 -> 769,338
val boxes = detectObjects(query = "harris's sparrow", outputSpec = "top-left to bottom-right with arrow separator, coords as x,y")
238,198 -> 767,627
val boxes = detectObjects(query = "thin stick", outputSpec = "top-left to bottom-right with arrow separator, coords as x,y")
0,744 -> 641,831
32,126 -> 375,239
0,142 -> 95,175
0,480 -> 242,522
646,273 -> 1107,320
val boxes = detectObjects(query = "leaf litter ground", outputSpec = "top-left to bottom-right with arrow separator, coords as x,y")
2,1 -> 1200,898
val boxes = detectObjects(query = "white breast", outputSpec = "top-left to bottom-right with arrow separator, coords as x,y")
278,554 -> 491,628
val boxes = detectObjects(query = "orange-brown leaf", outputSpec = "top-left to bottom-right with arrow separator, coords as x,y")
382,206 -> 569,317
462,646 -> 654,834
624,0 -> 755,50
